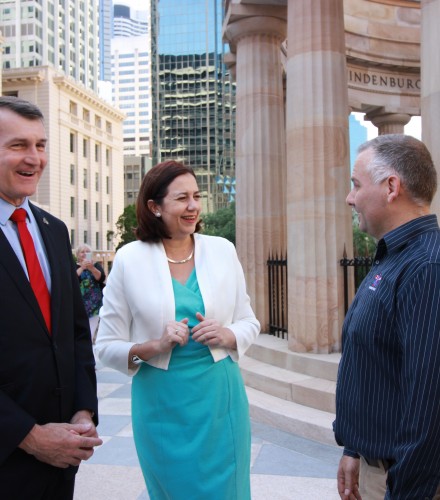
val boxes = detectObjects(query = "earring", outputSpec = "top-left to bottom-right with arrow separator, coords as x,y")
155,212 -> 161,217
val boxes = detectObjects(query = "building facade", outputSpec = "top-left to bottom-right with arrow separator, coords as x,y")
111,4 -> 152,207
113,3 -> 148,37
1,66 -> 125,258
151,0 -> 236,212
0,0 -> 100,92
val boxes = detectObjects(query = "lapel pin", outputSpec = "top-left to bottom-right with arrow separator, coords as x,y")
43,217 -> 49,225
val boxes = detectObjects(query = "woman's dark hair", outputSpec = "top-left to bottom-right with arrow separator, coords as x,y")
135,160 -> 202,242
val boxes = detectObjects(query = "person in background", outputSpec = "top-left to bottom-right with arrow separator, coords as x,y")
334,134 -> 440,499
95,160 -> 260,499
76,244 -> 106,341
0,96 -> 101,499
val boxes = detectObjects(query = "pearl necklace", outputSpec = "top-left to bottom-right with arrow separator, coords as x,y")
166,249 -> 194,264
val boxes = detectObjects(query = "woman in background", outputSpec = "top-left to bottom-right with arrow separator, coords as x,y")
76,244 -> 105,341
95,160 -> 260,499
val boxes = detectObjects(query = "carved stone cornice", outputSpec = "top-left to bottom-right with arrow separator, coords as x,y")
52,75 -> 125,121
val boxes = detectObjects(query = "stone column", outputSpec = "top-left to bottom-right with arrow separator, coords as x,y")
421,0 -> 440,215
365,109 -> 411,135
285,0 -> 352,353
224,16 -> 287,331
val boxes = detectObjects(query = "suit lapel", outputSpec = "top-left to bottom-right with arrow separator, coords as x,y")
0,227 -> 48,332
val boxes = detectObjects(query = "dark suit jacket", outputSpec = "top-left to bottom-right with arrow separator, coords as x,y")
0,203 -> 98,491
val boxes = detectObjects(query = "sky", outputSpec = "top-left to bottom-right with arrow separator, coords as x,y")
353,113 -> 422,140
116,0 -> 144,9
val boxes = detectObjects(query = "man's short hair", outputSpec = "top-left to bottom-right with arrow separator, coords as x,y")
358,134 -> 437,205
0,96 -> 44,121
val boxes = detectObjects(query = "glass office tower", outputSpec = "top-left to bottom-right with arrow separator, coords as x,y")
151,0 -> 235,212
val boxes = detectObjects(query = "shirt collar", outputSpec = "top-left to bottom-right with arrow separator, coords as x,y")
376,214 -> 439,259
0,197 -> 31,226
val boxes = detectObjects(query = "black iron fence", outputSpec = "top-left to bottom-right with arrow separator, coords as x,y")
267,253 -> 374,338
339,255 -> 374,314
267,254 -> 288,339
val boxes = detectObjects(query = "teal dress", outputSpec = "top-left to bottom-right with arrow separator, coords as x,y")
131,269 -> 251,500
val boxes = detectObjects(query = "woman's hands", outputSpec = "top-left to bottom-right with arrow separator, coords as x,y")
129,319 -> 190,366
159,319 -> 190,352
192,312 -> 237,349
129,313 -> 237,368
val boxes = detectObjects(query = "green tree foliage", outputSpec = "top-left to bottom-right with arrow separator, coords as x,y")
352,212 -> 376,256
201,202 -> 236,245
115,204 -> 137,250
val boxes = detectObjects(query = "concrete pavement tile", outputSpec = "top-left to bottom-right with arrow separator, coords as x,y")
251,475 -> 339,500
97,383 -> 124,399
106,383 -> 132,398
88,436 -> 139,467
96,414 -> 132,436
96,370 -> 131,384
74,464 -> 146,500
251,444 -> 338,478
99,397 -> 131,415
116,421 -> 134,437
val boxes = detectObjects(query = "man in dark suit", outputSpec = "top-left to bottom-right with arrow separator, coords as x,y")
0,96 -> 102,499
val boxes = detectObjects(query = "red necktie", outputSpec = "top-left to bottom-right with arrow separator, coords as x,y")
10,208 -> 51,333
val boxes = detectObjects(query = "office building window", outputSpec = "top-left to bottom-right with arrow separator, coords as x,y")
70,229 -> 75,247
84,200 -> 88,219
70,197 -> 75,217
95,202 -> 99,221
83,169 -> 87,188
84,230 -> 88,244
95,172 -> 99,191
69,101 -> 77,116
70,164 -> 75,184
70,132 -> 75,153
96,232 -> 100,249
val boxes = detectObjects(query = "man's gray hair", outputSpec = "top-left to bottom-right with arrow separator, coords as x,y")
358,134 -> 437,205
0,96 -> 44,121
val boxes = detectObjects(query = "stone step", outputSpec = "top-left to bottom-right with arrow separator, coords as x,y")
246,333 -> 341,381
240,355 -> 336,414
241,333 -> 340,446
246,386 -> 337,447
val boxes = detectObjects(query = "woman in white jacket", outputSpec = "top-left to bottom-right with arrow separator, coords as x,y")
95,160 -> 260,500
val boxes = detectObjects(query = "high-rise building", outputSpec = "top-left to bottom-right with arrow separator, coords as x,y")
0,0 -> 100,92
111,4 -> 152,207
114,3 -> 148,37
99,0 -> 113,83
150,0 -> 235,212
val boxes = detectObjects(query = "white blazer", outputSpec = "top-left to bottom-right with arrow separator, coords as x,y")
95,233 -> 260,375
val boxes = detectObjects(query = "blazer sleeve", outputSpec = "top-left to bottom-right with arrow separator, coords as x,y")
225,242 -> 260,361
95,249 -> 136,375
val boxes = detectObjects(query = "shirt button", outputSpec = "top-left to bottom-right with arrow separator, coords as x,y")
375,260 -> 380,265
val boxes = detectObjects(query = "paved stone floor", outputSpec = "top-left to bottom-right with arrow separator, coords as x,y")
74,361 -> 341,500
